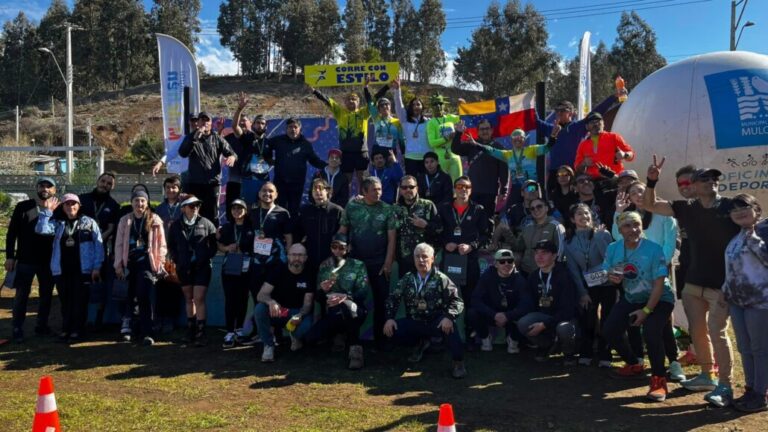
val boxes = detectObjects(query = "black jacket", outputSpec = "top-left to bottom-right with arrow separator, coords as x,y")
294,201 -> 344,266
78,190 -> 120,248
520,262 -> 578,327
451,136 -> 509,198
238,132 -> 273,181
471,267 -> 530,321
437,200 -> 489,251
314,168 -> 349,208
267,134 -> 327,185
417,169 -> 453,206
178,130 -> 236,185
6,199 -> 54,265
167,216 -> 218,270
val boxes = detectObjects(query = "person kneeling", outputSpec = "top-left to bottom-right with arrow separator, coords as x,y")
517,240 -> 578,364
468,249 -> 528,354
255,244 -> 315,363
383,243 -> 466,379
306,234 -> 371,370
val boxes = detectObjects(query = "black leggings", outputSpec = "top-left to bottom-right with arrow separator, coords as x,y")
579,284 -> 618,361
222,272 -> 250,332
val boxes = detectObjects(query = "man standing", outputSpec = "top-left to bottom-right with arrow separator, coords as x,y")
267,117 -> 327,217
338,177 -> 399,345
154,175 -> 185,333
178,111 -> 237,224
255,243 -> 315,363
469,249 -> 529,354
78,172 -> 120,328
416,152 -> 453,207
384,243 -> 466,378
294,178 -> 344,277
574,112 -> 635,179
451,119 -> 508,217
233,93 -> 272,206
393,175 -> 441,277
6,177 -> 58,342
644,158 -> 739,407
368,150 -> 404,205
307,234 -> 371,369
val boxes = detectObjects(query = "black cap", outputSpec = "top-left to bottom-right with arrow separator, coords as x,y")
691,168 -> 723,182
331,233 -> 348,246
585,112 -> 603,122
555,101 -> 574,111
533,240 -> 558,254
197,111 -> 211,120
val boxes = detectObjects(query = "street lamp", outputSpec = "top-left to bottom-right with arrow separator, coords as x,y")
730,0 -> 753,51
38,24 -> 78,184
736,21 -> 756,50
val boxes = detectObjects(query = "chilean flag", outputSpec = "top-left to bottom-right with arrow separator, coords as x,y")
458,92 -> 537,139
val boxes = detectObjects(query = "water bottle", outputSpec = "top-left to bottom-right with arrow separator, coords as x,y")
615,76 -> 628,102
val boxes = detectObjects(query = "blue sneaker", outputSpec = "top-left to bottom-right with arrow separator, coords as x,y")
704,383 -> 733,407
681,373 -> 717,392
668,361 -> 686,382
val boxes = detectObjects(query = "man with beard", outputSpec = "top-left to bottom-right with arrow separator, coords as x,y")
78,172 -> 120,329
294,178 -> 344,278
6,177 -> 58,342
574,112 -> 635,179
233,93 -> 272,207
255,243 -> 315,363
393,175 -> 441,277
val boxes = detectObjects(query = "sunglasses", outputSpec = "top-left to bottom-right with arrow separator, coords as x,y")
696,176 -> 718,183
400,185 -> 416,190
524,185 -> 539,192
497,259 -> 513,265
531,204 -> 547,211
676,180 -> 692,187
331,244 -> 347,250
455,184 -> 472,191
557,172 -> 572,178
577,178 -> 593,184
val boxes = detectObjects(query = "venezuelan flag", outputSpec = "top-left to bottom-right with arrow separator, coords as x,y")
458,92 -> 537,139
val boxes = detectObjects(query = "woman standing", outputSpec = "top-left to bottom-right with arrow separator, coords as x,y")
549,165 -> 578,225
391,79 -> 430,175
564,203 -> 615,367
723,193 -> 768,412
167,196 -> 218,346
512,198 -> 565,276
217,199 -> 256,348
114,191 -> 166,346
602,211 -> 676,402
36,194 -> 103,342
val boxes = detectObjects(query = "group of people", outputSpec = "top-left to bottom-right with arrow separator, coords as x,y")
5,81 -> 767,413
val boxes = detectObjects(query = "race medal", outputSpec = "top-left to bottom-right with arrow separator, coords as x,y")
136,238 -> 144,248
539,296 -> 553,308
253,237 -> 273,256
453,227 -> 462,237
417,299 -> 427,311
254,230 -> 263,239
65,237 -> 75,247
253,158 -> 270,174
425,189 -> 432,197
500,296 -> 508,309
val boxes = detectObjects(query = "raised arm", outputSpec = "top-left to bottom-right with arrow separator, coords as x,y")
233,92 -> 248,138
643,154 -> 675,217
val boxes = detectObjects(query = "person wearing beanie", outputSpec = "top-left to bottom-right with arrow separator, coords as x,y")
367,93 -> 405,159
114,190 -> 167,346
36,193 -> 104,343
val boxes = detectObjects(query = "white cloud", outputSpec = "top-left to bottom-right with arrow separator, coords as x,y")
568,36 -> 579,48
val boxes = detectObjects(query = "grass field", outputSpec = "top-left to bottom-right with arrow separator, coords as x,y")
1,217 -> 766,431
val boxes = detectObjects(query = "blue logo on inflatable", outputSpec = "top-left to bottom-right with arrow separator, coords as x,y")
704,68 -> 768,149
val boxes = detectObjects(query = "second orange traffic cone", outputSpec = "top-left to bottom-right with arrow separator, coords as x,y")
32,375 -> 60,432
437,403 -> 456,432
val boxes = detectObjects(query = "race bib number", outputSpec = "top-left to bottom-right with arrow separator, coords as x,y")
376,136 -> 393,148
253,238 -> 273,256
583,269 -> 608,287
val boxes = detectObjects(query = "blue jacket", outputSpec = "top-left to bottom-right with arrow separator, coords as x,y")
369,163 -> 404,204
35,209 -> 104,276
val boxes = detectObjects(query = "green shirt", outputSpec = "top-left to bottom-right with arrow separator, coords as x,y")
341,199 -> 399,265
328,98 -> 371,153
386,268 -> 464,321
427,114 -> 461,151
393,198 -> 441,260
316,256 -> 370,304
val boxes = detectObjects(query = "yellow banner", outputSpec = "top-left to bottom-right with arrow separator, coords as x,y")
304,62 -> 399,87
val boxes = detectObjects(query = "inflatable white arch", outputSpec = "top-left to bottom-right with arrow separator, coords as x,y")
612,51 -> 768,204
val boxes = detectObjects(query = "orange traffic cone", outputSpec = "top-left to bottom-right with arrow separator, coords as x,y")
32,376 -> 60,432
437,403 -> 456,432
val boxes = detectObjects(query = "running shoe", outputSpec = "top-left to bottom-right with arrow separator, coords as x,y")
704,383 -> 733,408
668,361 -> 686,382
646,376 -> 668,402
681,373 -> 717,392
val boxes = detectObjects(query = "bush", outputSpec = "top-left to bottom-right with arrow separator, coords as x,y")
131,135 -> 165,162
0,191 -> 11,214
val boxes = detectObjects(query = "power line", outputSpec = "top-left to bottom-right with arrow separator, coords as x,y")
443,0 -> 652,22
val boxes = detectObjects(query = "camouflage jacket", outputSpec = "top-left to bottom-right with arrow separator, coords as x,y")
386,268 -> 463,321
316,256 -> 370,304
393,197 -> 442,261
341,198 -> 399,265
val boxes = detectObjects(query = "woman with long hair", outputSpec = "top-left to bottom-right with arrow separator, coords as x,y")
564,203 -> 615,367
512,197 -> 565,276
114,191 -> 166,346
723,193 -> 768,412
391,78 -> 431,175
36,194 -> 104,343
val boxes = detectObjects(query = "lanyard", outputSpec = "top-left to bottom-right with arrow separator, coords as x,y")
623,239 -> 643,263
94,200 -> 106,219
425,172 -> 438,190
538,269 -> 553,296
64,220 -> 79,237
453,205 -> 470,227
234,224 -> 242,245
574,232 -> 592,269
132,215 -> 145,239
254,135 -> 265,156
167,201 -> 180,220
414,272 -> 430,295
511,148 -> 525,172
325,167 -> 339,187
257,205 -> 276,231
412,120 -> 421,139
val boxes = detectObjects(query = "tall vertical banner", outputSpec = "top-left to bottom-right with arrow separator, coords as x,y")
157,34 -> 200,174
577,31 -> 592,120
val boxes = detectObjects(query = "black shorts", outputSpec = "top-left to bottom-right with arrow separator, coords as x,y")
177,265 -> 212,287
341,151 -> 370,173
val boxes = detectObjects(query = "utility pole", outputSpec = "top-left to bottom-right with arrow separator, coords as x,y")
66,23 -> 74,183
730,0 -> 754,50
15,106 -> 20,144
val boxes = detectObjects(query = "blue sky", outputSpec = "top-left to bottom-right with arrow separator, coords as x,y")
3,0 -> 767,83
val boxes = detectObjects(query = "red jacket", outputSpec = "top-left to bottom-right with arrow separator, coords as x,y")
574,131 -> 634,178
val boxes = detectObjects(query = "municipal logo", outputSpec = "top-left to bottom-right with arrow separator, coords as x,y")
704,68 -> 768,149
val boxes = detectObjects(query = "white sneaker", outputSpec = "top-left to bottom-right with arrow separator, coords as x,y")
289,334 -> 303,352
261,345 -> 275,362
578,357 -> 592,366
120,318 -> 131,334
480,336 -> 493,352
506,337 -> 520,354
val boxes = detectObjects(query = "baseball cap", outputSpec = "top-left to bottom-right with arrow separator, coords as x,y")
331,233 -> 348,246
585,112 -> 603,122
533,240 -> 557,254
37,176 -> 57,187
691,168 -> 722,182
328,148 -> 342,158
197,111 -> 211,120
61,193 -> 80,204
494,249 -> 514,261
181,196 -> 203,207
231,199 -> 247,209
618,169 -> 639,180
